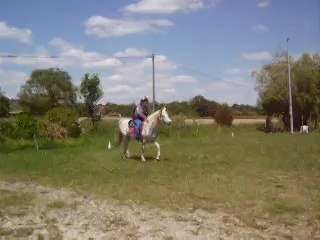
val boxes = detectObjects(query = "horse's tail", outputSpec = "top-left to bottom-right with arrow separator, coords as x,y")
116,130 -> 123,146
116,113 -> 123,147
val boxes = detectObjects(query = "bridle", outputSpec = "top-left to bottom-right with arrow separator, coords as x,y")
158,109 -> 164,122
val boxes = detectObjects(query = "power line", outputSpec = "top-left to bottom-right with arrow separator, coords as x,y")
0,54 -> 60,58
177,64 -> 221,80
0,54 -> 151,59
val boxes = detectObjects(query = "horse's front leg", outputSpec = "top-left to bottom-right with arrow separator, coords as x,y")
140,139 -> 146,162
154,141 -> 160,161
122,136 -> 130,159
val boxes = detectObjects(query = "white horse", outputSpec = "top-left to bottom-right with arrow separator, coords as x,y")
300,125 -> 309,133
118,106 -> 172,161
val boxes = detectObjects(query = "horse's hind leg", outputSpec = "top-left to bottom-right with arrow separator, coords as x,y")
123,136 -> 130,159
154,141 -> 160,161
140,140 -> 146,162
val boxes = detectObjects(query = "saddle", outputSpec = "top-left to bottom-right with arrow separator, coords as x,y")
128,120 -> 136,134
128,120 -> 144,140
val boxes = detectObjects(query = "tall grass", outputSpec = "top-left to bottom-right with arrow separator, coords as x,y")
0,121 -> 319,225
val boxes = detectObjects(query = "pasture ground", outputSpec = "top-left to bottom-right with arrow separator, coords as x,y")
0,122 -> 319,239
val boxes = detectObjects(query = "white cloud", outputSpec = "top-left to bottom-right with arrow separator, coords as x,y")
164,88 -> 176,93
252,24 -> 269,33
102,54 -> 177,85
0,69 -> 28,98
241,51 -> 272,61
99,54 -> 198,103
105,84 -> 133,94
85,16 -> 174,38
206,77 -> 257,104
0,48 -> 58,69
0,22 -> 32,44
257,1 -> 270,8
1,38 -> 122,69
153,55 -> 177,70
224,67 -> 242,75
169,75 -> 197,83
50,38 -> 122,68
49,38 -> 73,51
193,87 -> 207,95
102,74 -> 124,82
123,0 -> 207,14
114,48 -> 149,58
0,69 -> 28,85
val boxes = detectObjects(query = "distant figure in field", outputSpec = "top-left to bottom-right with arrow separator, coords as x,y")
265,116 -> 273,133
300,120 -> 309,133
282,113 -> 290,131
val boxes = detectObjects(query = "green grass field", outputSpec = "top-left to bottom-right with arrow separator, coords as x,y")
0,122 -> 319,227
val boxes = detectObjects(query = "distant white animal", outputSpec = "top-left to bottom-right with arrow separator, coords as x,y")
117,106 -> 172,161
300,125 -> 309,133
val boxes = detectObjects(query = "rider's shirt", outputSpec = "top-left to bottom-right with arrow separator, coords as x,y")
133,103 -> 148,121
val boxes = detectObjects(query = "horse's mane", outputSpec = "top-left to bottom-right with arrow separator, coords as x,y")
147,109 -> 161,120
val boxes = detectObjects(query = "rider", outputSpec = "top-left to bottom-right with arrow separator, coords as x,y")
132,96 -> 149,140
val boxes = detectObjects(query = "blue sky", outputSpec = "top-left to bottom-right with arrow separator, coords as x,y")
0,0 -> 319,104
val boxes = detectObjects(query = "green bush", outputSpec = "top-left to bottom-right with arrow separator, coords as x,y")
79,118 -> 94,133
0,121 -> 16,138
68,121 -> 81,138
45,107 -> 80,138
15,113 -> 39,139
0,94 -> 10,117
45,107 -> 79,127
0,133 -> 5,142
214,105 -> 233,126
171,113 -> 187,129
0,115 -> 40,139
0,138 -> 34,152
93,120 -> 116,134
0,135 -> 91,153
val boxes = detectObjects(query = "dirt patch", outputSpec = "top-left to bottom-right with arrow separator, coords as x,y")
0,181 -> 318,239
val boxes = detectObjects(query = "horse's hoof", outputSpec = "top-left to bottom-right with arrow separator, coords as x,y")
141,158 -> 146,162
122,154 -> 127,160
156,157 -> 160,161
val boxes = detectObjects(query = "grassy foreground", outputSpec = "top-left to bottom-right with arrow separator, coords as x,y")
0,123 -> 319,226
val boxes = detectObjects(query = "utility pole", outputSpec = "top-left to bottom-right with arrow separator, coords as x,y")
151,53 -> 155,112
287,38 -> 294,133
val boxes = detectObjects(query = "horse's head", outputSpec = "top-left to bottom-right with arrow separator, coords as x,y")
159,106 -> 172,125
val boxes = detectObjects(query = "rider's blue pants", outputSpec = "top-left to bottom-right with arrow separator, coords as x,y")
133,119 -> 142,136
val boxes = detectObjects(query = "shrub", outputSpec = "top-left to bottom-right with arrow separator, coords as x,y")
68,121 -> 81,138
15,113 -> 39,139
45,107 -> 79,127
93,120 -> 116,134
79,118 -> 94,133
0,138 -> 34,153
0,121 -> 16,138
45,121 -> 68,139
214,105 -> 233,126
45,107 -> 80,138
0,133 -> 5,142
171,113 -> 187,129
0,114 -> 40,139
0,94 -> 10,117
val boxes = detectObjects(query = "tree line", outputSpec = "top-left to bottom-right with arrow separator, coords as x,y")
0,68 -> 260,119
1,51 -> 318,130
253,52 -> 320,130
